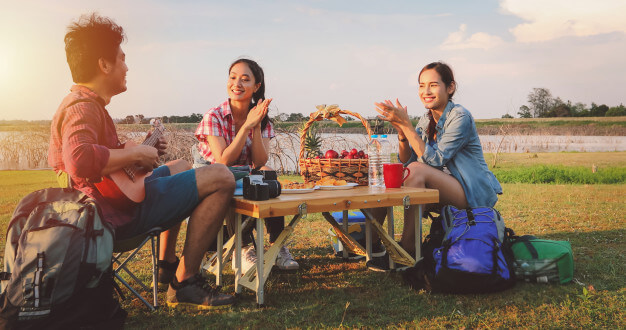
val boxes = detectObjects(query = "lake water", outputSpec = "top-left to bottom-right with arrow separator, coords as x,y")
264,133 -> 626,173
1,131 -> 624,171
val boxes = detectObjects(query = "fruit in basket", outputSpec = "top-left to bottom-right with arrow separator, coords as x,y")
303,124 -> 322,158
350,148 -> 358,156
341,150 -> 349,157
358,150 -> 365,158
324,149 -> 339,159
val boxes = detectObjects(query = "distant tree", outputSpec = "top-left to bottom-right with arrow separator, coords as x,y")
190,113 -> 203,123
501,113 -> 513,119
547,104 -> 571,117
569,102 -> 588,117
120,115 -> 135,124
134,114 -> 145,124
606,104 -> 626,116
590,104 -> 609,117
343,115 -> 355,121
527,88 -> 554,117
517,105 -> 532,118
286,113 -> 306,122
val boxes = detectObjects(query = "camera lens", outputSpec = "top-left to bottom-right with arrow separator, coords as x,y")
265,180 -> 281,198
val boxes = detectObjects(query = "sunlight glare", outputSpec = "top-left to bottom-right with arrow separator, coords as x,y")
0,50 -> 11,88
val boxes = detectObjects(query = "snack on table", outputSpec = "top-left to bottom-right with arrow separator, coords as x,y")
279,179 -> 316,190
316,177 -> 347,186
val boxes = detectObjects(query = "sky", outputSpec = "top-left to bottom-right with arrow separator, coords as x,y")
1,0 -> 625,121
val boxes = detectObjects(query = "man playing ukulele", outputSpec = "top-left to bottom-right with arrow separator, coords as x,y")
48,13 -> 235,310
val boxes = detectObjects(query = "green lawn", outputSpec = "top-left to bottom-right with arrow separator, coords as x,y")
0,154 -> 624,328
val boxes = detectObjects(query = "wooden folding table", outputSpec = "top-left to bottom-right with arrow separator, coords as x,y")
204,186 -> 438,305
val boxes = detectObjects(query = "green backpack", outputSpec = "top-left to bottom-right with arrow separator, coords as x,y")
509,233 -> 574,284
0,188 -> 116,326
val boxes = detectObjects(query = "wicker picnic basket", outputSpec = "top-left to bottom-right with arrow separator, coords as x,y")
298,105 -> 373,185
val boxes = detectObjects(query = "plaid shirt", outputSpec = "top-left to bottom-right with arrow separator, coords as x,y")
49,85 -> 134,228
194,100 -> 275,165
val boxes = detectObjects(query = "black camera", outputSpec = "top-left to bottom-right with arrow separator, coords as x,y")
243,170 -> 281,201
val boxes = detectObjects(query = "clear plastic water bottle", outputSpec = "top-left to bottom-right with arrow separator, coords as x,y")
378,135 -> 392,187
368,135 -> 382,190
378,134 -> 391,165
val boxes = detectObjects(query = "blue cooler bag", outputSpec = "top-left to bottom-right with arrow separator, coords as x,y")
431,206 -> 516,293
328,211 -> 366,259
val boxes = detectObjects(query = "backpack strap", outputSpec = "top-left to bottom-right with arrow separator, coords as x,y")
491,240 -> 500,275
516,235 -> 539,259
34,252 -> 45,307
466,208 -> 475,226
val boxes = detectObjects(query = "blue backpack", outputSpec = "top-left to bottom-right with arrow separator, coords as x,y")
404,206 -> 516,293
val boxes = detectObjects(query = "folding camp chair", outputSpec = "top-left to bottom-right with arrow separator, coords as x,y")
112,227 -> 163,311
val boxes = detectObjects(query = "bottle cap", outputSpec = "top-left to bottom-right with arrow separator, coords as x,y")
380,134 -> 388,138
371,135 -> 378,138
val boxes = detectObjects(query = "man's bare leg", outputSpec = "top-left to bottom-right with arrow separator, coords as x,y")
175,164 -> 235,282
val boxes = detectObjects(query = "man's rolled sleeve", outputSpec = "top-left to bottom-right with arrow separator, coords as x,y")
61,107 -> 110,181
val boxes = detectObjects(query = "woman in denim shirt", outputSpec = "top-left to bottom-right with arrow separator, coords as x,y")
367,62 -> 502,270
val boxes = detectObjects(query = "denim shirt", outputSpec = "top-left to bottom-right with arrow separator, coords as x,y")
404,102 -> 503,208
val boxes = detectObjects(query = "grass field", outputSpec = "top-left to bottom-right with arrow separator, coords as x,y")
0,153 -> 624,328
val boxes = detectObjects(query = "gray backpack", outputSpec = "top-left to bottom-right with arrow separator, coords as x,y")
0,188 -> 115,326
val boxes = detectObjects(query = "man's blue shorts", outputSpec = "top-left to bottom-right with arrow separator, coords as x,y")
116,165 -> 199,240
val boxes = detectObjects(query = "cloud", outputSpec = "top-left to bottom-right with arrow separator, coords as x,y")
440,24 -> 504,50
500,0 -> 626,42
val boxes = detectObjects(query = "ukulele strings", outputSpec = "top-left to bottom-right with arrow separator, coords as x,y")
125,125 -> 164,180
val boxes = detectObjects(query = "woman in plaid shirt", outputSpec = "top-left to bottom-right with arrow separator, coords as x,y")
194,58 -> 299,272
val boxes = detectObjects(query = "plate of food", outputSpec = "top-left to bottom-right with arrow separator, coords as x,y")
318,182 -> 358,190
315,178 -> 359,190
279,179 -> 319,194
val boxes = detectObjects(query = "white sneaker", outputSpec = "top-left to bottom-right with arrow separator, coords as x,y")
232,245 -> 257,274
275,246 -> 299,270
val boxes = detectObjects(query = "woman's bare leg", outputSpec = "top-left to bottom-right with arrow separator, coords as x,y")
400,161 -> 468,255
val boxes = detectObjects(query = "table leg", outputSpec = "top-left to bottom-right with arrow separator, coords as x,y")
234,212 -> 243,293
255,217 -> 265,305
204,216 -> 253,286
361,208 -> 415,267
386,206 -> 395,270
322,213 -> 366,256
415,204 -> 423,260
365,213 -> 372,261
341,210 -> 349,258
237,214 -> 303,305
215,223 -> 224,285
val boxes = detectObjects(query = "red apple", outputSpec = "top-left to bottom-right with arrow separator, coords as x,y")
345,154 -> 354,159
341,150 -> 349,157
350,148 -> 358,155
358,150 -> 365,158
324,149 -> 339,159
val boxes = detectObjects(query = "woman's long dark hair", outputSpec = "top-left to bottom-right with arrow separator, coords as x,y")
419,62 -> 456,141
229,58 -> 270,131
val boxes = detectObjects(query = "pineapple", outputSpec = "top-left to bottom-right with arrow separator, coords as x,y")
302,125 -> 322,159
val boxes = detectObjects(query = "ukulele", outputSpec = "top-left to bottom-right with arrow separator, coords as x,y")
95,119 -> 165,209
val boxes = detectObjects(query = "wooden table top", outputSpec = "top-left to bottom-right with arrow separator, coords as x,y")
231,186 -> 439,218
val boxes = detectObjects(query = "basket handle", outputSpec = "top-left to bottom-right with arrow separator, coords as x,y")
299,106 -> 373,159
